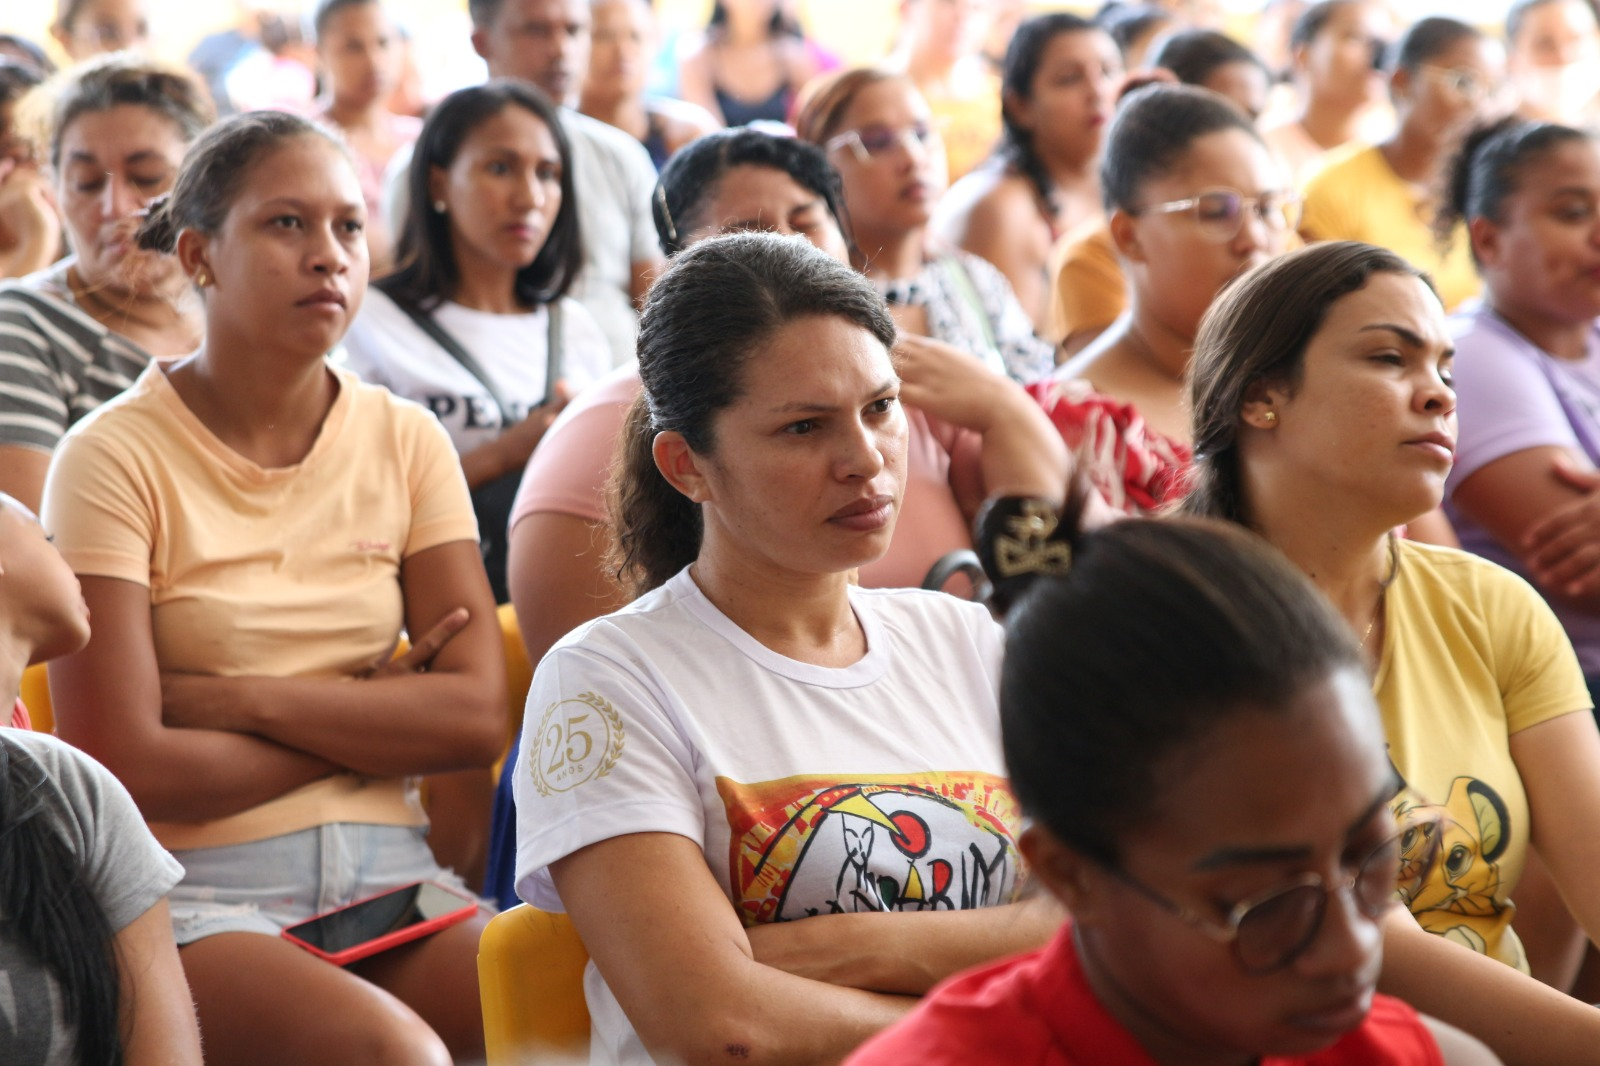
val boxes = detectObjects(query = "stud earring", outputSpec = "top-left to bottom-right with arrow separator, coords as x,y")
194,269 -> 210,288
1262,410 -> 1277,425
433,199 -> 447,214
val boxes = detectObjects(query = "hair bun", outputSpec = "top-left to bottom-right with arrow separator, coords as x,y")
135,194 -> 178,254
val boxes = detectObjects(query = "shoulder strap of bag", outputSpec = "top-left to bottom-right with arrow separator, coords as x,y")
940,255 -> 1000,355
388,294 -> 516,426
543,299 -> 563,407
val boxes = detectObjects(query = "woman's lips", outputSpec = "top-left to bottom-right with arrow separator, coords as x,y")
829,495 -> 895,532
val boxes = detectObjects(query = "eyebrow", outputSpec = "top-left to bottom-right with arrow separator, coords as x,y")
67,150 -> 172,167
768,378 -> 898,415
1191,781 -> 1397,872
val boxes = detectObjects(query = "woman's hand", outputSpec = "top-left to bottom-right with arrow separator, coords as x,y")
1523,455 -> 1600,596
0,160 -> 60,279
459,382 -> 572,488
893,334 -> 1015,433
359,606 -> 469,679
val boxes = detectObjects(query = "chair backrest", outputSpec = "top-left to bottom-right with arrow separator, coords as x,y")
478,904 -> 590,1064
20,663 -> 53,733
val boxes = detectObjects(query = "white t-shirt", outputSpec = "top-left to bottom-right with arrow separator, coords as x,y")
514,568 -> 1024,1066
381,107 -> 660,368
342,288 -> 610,456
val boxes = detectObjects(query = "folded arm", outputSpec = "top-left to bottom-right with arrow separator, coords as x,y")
553,832 -> 918,1066
157,540 -> 506,777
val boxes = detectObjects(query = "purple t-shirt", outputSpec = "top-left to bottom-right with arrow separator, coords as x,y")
1445,306 -> 1600,677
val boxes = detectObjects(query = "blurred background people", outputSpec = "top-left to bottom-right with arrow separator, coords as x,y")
582,0 -> 719,170
676,0 -> 827,127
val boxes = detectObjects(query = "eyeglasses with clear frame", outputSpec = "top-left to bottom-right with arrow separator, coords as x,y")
1134,187 -> 1304,243
824,121 -> 944,165
1418,65 -> 1513,108
1105,812 -> 1443,975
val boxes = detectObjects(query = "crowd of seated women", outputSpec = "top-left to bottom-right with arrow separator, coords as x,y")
11,1 -> 1600,1063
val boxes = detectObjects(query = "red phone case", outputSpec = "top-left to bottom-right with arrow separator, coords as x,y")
280,880 -> 478,966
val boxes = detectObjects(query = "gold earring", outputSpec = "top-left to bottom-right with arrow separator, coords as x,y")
194,269 -> 209,287
1262,410 -> 1277,425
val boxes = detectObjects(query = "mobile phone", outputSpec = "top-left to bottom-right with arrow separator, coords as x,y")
281,880 -> 478,966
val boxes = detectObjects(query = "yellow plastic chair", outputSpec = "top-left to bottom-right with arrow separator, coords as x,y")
496,603 -> 535,778
478,904 -> 590,1064
19,663 -> 53,733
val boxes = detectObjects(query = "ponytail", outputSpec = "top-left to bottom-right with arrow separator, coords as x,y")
607,394 -> 705,597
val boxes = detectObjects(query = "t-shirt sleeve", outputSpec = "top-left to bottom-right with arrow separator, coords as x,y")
399,404 -> 480,557
1448,324 -> 1586,487
513,639 -> 705,912
1052,226 -> 1125,339
0,293 -> 70,453
1483,565 -> 1592,732
23,733 -> 183,933
41,425 -> 157,584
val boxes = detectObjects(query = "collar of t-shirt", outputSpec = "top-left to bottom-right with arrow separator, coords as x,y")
665,567 -> 891,689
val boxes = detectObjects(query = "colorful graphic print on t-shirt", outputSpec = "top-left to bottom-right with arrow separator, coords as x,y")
717,772 -> 1022,927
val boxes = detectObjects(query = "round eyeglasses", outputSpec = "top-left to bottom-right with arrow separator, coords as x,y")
1135,187 -> 1303,243
1107,815 -> 1443,975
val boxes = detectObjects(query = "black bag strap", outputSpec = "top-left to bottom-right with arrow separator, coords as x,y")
388,294 -> 564,424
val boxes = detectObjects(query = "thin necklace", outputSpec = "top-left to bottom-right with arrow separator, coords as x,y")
1362,532 -> 1402,655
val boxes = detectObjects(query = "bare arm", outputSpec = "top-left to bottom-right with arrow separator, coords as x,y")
894,334 -> 1070,513
676,44 -> 726,124
553,832 -> 917,1066
745,892 -> 1064,995
49,576 -> 338,823
0,445 -> 48,512
1379,905 -> 1600,1065
1421,1016 -> 1504,1066
630,258 -> 661,307
1452,445 -> 1600,607
1512,712 -> 1600,952
117,899 -> 204,1066
507,512 -> 630,667
159,540 -> 505,777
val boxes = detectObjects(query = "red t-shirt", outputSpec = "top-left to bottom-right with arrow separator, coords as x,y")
9,697 -> 30,730
845,926 -> 1442,1066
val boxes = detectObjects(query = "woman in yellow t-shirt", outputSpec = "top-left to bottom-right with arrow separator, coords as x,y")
42,112 -> 506,1065
1183,239 -> 1600,1065
1298,17 -> 1504,311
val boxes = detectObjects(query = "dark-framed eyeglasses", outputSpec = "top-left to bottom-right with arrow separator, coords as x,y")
1105,814 -> 1443,975
1134,187 -> 1303,243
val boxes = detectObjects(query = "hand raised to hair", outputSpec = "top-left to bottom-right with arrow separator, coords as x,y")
893,334 -> 1022,434
1525,453 -> 1600,597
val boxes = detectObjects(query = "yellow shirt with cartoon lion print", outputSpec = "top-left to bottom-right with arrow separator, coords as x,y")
1374,540 -> 1590,973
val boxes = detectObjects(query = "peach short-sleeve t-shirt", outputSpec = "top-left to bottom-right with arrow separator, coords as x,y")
509,367 -> 982,592
42,362 -> 479,851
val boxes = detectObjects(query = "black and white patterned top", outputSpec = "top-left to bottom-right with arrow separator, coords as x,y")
872,251 -> 1055,384
0,261 -> 155,454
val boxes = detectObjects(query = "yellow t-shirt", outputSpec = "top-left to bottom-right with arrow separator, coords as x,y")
926,75 -> 1002,183
42,362 -> 480,851
1375,541 -> 1590,971
1299,143 -> 1479,311
1048,220 -> 1124,346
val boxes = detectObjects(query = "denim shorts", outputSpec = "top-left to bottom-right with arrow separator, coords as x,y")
168,823 -> 483,946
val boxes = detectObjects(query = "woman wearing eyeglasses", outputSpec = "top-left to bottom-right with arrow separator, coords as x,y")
1299,17 -> 1505,312
795,68 -> 1055,385
1041,83 -> 1296,515
847,508 -> 1492,1065
1185,241 -> 1600,1066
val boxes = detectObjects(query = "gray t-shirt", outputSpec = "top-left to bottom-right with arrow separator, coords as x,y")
0,730 -> 183,1066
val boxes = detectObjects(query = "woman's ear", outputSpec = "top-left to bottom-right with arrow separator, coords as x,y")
1108,208 -> 1143,263
1239,377 -> 1287,431
652,431 -> 711,504
175,229 -> 211,288
427,165 -> 449,213
1468,214 -> 1502,270
1387,66 -> 1412,108
1020,823 -> 1102,920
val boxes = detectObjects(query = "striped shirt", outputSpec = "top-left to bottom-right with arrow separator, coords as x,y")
0,261 -> 154,454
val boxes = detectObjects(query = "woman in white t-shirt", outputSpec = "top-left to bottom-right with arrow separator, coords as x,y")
343,80 -> 611,600
513,232 -> 1070,1064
